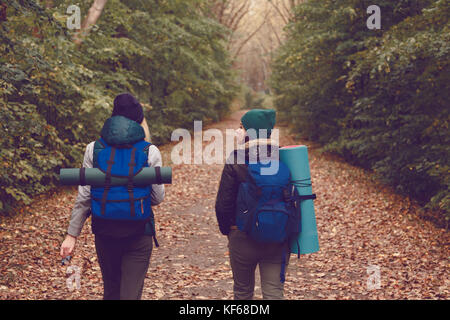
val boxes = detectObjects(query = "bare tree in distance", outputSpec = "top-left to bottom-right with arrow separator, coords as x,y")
205,0 -> 254,52
210,0 -> 293,91
267,0 -> 304,24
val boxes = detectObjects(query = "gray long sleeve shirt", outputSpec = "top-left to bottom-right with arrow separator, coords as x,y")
67,141 -> 165,237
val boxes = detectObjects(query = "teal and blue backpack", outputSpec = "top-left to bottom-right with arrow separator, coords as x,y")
91,138 -> 153,221
235,161 -> 304,282
235,161 -> 301,245
90,116 -> 155,225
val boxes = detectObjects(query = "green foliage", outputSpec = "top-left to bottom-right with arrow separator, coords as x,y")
271,0 -> 449,222
0,0 -> 237,215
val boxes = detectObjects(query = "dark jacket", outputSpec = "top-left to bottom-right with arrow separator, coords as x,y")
215,139 -> 278,235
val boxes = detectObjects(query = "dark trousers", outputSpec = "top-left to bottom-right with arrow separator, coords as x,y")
95,234 -> 153,300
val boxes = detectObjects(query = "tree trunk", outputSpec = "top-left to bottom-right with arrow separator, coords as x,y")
0,3 -> 7,22
45,0 -> 54,8
73,0 -> 108,45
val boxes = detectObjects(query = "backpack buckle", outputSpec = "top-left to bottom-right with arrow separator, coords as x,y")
127,182 -> 134,193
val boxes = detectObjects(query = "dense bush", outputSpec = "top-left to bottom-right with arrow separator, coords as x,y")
271,0 -> 449,221
0,0 -> 237,214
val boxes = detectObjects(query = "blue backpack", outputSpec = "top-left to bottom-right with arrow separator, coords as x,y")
90,137 -> 153,222
235,161 -> 303,283
235,161 -> 301,244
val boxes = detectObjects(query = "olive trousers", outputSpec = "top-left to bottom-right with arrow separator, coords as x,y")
228,228 -> 290,300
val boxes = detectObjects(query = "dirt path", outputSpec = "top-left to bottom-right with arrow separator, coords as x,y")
0,111 -> 448,300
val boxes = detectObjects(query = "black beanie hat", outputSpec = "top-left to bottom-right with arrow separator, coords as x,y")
112,93 -> 144,124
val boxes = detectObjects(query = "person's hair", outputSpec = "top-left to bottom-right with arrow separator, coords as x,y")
141,118 -> 151,143
112,93 -> 144,124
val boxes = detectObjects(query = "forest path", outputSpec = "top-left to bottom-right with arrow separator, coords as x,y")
0,110 -> 448,300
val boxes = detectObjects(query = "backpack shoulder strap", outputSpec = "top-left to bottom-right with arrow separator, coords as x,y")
245,165 -> 262,197
131,140 -> 152,161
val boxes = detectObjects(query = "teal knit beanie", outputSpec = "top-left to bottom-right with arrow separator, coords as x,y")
241,109 -> 276,138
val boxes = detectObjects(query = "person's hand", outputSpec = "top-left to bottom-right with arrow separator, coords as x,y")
60,234 -> 77,258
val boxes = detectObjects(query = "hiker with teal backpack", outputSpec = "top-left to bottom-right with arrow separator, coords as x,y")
215,109 -> 302,300
60,93 -> 165,300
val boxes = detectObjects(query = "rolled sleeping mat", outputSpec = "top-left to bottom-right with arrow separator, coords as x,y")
280,145 -> 319,255
60,167 -> 172,187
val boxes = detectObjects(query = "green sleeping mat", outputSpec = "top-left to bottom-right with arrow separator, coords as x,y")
60,167 -> 172,187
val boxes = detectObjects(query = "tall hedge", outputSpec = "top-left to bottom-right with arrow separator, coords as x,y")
271,0 -> 449,222
0,0 -> 237,215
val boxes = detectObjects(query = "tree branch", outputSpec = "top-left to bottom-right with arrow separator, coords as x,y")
267,0 -> 288,25
233,13 -> 268,60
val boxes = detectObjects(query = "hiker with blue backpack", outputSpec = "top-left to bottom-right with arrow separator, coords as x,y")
60,93 -> 165,300
215,109 -> 302,300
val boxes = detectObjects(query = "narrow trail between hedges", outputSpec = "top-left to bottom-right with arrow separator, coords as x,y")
0,110 -> 448,300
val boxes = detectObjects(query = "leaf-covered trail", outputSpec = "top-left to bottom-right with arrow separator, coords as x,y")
0,111 -> 448,300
